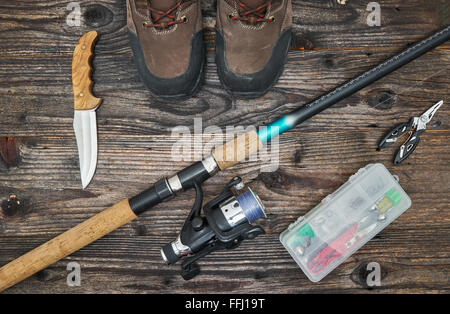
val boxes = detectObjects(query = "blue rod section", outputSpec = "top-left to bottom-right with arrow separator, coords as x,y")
257,116 -> 295,143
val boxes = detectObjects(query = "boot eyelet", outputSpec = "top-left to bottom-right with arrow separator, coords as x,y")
268,16 -> 275,23
181,16 -> 188,23
228,14 -> 235,20
142,21 -> 150,28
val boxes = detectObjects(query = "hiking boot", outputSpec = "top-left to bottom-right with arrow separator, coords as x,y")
126,0 -> 205,101
216,0 -> 293,99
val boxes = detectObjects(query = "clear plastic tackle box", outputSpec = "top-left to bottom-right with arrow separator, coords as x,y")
280,163 -> 412,282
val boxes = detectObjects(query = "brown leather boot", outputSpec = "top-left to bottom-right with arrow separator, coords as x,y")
127,0 -> 205,101
216,0 -> 292,99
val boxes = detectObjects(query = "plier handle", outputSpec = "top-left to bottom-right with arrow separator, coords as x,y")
378,100 -> 443,164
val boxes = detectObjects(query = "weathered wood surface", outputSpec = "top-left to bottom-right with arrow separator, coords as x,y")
0,0 -> 449,293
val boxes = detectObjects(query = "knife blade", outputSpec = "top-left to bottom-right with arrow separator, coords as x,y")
72,31 -> 102,189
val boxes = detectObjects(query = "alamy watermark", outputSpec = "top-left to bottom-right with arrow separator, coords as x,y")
366,262 -> 381,287
171,119 -> 280,172
66,2 -> 82,27
366,2 -> 381,27
67,262 -> 81,287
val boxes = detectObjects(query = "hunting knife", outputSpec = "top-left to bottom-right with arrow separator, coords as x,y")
72,31 -> 102,189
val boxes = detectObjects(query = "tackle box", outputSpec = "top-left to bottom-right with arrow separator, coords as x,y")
280,163 -> 412,282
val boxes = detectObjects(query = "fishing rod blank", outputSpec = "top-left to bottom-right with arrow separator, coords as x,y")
258,25 -> 450,143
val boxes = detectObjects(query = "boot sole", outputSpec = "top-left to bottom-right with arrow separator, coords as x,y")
128,29 -> 205,102
149,62 -> 205,102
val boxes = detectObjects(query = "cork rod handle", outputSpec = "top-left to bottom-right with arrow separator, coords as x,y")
212,130 -> 263,171
0,199 -> 137,291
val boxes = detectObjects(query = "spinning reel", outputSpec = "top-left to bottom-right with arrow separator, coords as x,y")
161,177 -> 267,280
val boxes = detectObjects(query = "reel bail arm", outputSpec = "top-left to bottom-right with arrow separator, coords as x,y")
161,177 -> 266,280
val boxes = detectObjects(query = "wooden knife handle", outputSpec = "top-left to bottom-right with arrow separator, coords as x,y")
0,199 -> 137,291
72,30 -> 102,111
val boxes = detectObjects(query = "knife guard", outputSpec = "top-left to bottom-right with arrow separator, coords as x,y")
72,30 -> 102,111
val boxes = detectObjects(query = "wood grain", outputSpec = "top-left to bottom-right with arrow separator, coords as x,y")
0,0 -> 449,293
72,30 -> 102,111
0,49 -> 448,137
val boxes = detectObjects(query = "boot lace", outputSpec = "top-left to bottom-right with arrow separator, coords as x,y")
143,1 -> 187,30
229,1 -> 275,25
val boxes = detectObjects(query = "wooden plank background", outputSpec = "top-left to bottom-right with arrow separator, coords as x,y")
0,0 -> 449,293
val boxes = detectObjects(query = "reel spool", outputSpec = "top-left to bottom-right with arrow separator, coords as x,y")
161,177 -> 266,280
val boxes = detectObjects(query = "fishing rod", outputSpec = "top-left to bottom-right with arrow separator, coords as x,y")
0,25 -> 449,290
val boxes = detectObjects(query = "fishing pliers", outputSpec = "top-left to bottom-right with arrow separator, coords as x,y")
378,100 -> 443,164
